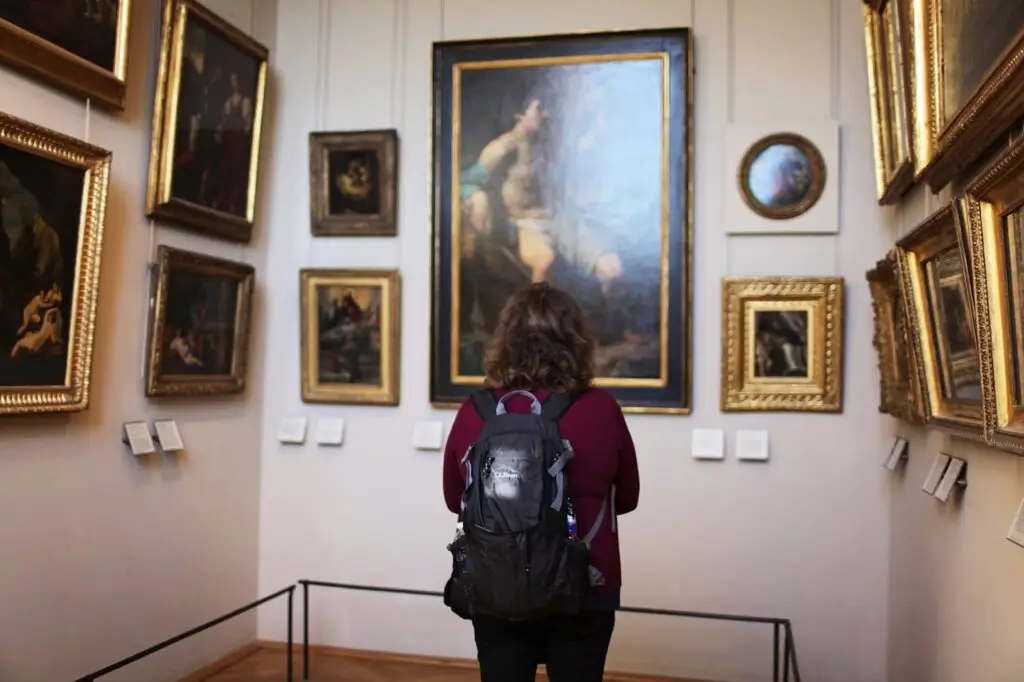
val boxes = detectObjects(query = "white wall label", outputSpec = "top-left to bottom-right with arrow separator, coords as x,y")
153,419 -> 184,452
922,453 -> 950,495
315,418 -> 345,446
934,458 -> 965,502
413,421 -> 444,451
735,429 -> 769,461
1006,498 -> 1024,549
884,437 -> 908,470
123,422 -> 155,456
691,428 -> 725,460
278,417 -> 308,445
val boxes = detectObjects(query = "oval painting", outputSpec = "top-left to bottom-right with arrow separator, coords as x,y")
738,133 -> 825,220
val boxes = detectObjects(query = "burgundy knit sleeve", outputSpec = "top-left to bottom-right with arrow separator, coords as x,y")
442,398 -> 482,514
612,404 -> 640,515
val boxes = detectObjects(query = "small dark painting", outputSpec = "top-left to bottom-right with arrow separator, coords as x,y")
315,283 -> 383,387
160,270 -> 239,377
327,150 -> 381,217
0,0 -> 119,72
753,310 -> 809,378
0,145 -> 85,387
170,14 -> 261,218
939,282 -> 974,356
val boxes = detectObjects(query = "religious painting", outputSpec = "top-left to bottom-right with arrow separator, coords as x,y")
146,0 -> 269,243
958,136 -> 1024,453
737,133 -> 826,220
0,111 -> 111,415
144,246 -> 254,396
300,268 -> 400,406
863,0 -> 914,204
895,204 -> 985,441
0,0 -> 132,110
866,251 -> 925,422
721,277 -> 844,413
912,0 -> 1024,189
430,29 -> 693,414
309,129 -> 398,237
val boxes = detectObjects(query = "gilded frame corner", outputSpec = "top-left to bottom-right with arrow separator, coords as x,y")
0,0 -> 133,111
0,111 -> 112,415
144,246 -> 255,397
737,132 -> 826,220
895,203 -> 986,441
720,276 -> 845,413
308,129 -> 399,237
145,0 -> 270,243
300,268 -> 402,406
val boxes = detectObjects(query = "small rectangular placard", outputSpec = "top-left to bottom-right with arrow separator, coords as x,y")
1006,498 -> 1024,549
735,429 -> 769,462
934,458 -> 965,502
315,418 -> 345,446
884,437 -> 908,470
153,419 -> 184,452
922,453 -> 950,495
278,417 -> 308,445
413,421 -> 444,451
123,421 -> 155,456
691,428 -> 725,460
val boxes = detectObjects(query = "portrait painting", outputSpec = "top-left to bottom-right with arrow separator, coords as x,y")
738,133 -> 825,220
430,29 -> 693,414
925,249 -> 981,402
309,129 -> 398,237
0,111 -> 111,415
300,268 -> 400,406
721,277 -> 844,413
145,246 -> 254,396
147,0 -> 269,243
0,0 -> 132,110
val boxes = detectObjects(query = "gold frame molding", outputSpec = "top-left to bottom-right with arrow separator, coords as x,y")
146,0 -> 269,243
911,0 -> 1024,190
309,129 -> 398,237
866,250 -> 925,422
895,203 -> 985,441
959,136 -> 1024,453
721,277 -> 844,413
737,132 -> 826,221
863,0 -> 915,203
300,268 -> 401,406
0,1 -> 132,110
0,112 -> 111,415
144,246 -> 255,397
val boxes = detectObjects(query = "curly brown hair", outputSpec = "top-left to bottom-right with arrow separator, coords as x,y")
483,282 -> 596,394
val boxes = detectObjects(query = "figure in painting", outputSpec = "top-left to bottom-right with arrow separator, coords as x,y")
0,0 -> 119,71
160,273 -> 237,376
316,286 -> 381,386
330,154 -> 380,216
753,311 -> 808,378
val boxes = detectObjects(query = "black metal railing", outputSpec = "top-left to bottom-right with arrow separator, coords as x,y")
71,585 -> 296,682
298,579 -> 802,682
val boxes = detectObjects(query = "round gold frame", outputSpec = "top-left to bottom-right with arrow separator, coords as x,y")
737,132 -> 826,221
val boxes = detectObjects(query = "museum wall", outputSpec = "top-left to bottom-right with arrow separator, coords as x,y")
0,1 -> 276,680
886,184 -> 1024,680
256,2 -> 892,681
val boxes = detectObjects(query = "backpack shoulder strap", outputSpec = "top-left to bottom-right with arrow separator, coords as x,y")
470,389 -> 499,421
540,390 -> 578,421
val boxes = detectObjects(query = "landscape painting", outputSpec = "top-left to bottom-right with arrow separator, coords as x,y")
430,29 -> 693,413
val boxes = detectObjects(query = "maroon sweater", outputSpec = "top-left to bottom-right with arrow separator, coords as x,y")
442,386 -> 640,610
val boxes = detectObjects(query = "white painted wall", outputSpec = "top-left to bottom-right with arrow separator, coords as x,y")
257,2 -> 891,681
0,1 -> 275,680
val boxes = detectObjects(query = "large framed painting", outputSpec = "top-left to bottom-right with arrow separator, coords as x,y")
959,135 -> 1024,453
429,29 -> 693,414
299,268 -> 401,406
863,0 -> 914,203
866,251 -> 925,422
144,246 -> 254,397
0,0 -> 132,110
896,204 -> 985,441
146,0 -> 269,243
0,111 -> 111,415
720,277 -> 845,413
911,0 -> 1024,189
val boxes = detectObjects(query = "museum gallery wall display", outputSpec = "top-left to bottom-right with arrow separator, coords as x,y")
0,0 -> 132,111
144,245 -> 255,397
146,0 -> 269,243
309,129 -> 399,237
720,277 -> 845,413
0,111 -> 112,415
429,28 -> 694,414
299,268 -> 401,406
896,204 -> 985,442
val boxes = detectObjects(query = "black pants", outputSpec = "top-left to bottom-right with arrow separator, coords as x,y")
473,610 -> 615,682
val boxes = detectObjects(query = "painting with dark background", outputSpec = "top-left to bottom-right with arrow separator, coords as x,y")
0,145 -> 84,387
432,30 -> 691,411
327,150 -> 381,217
159,269 -> 238,376
314,284 -> 383,387
170,14 -> 260,218
753,310 -> 808,378
0,0 -> 119,72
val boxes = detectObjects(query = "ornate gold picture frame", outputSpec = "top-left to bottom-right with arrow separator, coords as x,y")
863,0 -> 914,203
144,246 -> 254,397
309,129 -> 398,237
958,135 -> 1024,453
737,132 -> 826,221
866,250 -> 924,421
146,0 -> 269,243
300,268 -> 401,406
721,277 -> 844,413
0,112 -> 111,415
895,204 -> 984,440
911,0 -> 1024,189
0,1 -> 132,110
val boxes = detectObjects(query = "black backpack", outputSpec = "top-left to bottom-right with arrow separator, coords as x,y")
443,388 -> 609,621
